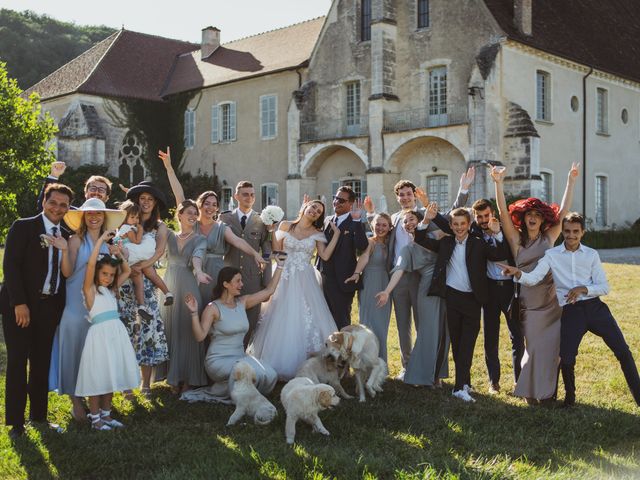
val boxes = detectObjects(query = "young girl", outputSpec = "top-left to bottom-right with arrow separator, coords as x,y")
75,230 -> 140,431
116,200 -> 173,320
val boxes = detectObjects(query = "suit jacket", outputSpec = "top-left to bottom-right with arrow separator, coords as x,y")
431,215 -> 515,266
0,214 -> 70,314
384,189 -> 469,271
414,229 -> 509,305
316,214 -> 368,293
219,209 -> 272,287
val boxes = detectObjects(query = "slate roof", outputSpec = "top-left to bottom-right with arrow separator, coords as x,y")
484,0 -> 640,83
26,30 -> 199,102
162,17 -> 325,96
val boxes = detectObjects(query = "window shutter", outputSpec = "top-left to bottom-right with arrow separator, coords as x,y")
230,101 -> 237,141
211,105 -> 219,144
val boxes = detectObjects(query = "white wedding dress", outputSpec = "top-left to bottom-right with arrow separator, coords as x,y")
249,230 -> 338,380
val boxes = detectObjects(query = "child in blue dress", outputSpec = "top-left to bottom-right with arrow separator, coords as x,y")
75,230 -> 140,430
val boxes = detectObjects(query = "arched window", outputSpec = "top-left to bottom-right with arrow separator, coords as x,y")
118,132 -> 145,185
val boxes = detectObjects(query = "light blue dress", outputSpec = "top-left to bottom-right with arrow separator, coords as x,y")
181,299 -> 277,404
393,242 -> 450,386
358,242 -> 392,362
195,221 -> 227,304
49,235 -> 108,393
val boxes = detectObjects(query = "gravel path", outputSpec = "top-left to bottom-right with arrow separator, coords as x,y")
597,247 -> 640,265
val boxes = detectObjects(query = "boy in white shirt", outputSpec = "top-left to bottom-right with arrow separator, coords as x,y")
500,212 -> 640,407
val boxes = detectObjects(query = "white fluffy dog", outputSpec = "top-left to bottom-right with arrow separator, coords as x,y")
280,377 -> 340,444
295,350 -> 353,399
325,324 -> 388,402
227,361 -> 277,426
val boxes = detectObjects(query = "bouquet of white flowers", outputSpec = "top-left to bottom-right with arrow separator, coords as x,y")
260,205 -> 285,225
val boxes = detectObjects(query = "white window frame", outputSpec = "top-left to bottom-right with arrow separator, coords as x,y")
184,109 -> 195,149
221,186 -> 233,211
594,174 -> 609,227
596,87 -> 609,134
260,94 -> 277,140
260,183 -> 279,209
539,169 -> 553,204
428,66 -> 448,126
536,70 -> 552,122
346,81 -> 361,127
211,101 -> 237,144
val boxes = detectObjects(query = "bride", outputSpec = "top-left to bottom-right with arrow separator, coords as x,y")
249,200 -> 340,380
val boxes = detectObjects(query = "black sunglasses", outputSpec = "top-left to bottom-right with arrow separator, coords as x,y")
333,196 -> 348,204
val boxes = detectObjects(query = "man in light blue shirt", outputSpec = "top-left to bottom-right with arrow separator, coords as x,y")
501,212 -> 640,407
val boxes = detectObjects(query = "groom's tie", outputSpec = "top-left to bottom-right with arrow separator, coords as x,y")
49,226 -> 59,295
240,215 -> 247,230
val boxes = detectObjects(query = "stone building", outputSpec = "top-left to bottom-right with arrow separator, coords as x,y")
27,1 -> 640,226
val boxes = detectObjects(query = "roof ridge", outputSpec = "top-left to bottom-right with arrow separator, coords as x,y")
79,29 -> 125,91
223,16 -> 325,45
117,28 -> 199,48
26,30 -> 120,94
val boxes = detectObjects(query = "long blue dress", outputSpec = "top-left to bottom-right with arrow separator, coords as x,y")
49,235 -> 108,393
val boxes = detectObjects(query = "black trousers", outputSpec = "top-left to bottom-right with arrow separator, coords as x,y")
446,287 -> 481,391
560,297 -> 640,405
2,295 -> 63,427
483,279 -> 524,384
322,274 -> 355,330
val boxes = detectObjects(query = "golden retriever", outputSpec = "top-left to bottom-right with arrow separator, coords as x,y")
295,350 -> 353,399
227,361 -> 277,426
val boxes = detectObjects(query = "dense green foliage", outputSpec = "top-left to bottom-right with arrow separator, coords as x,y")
0,62 -> 57,241
0,9 -> 115,89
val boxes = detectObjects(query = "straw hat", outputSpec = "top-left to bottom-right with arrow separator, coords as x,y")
63,198 -> 127,233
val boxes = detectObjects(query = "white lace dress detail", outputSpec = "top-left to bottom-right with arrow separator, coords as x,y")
249,230 -> 337,380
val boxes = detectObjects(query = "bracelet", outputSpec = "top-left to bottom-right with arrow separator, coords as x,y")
276,266 -> 284,270
355,271 -> 363,276
190,312 -> 198,317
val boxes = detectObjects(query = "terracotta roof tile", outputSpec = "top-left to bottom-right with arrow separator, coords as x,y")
162,17 -> 325,96
26,30 -> 199,102
484,0 -> 640,83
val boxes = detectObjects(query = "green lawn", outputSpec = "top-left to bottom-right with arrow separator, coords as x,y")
1,263 -> 640,479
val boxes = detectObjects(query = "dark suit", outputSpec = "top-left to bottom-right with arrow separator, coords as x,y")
414,229 -> 508,391
432,215 -> 524,384
316,214 -> 368,329
0,214 -> 69,427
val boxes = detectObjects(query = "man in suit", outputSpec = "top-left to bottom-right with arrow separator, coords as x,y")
36,161 -> 112,212
219,181 -> 271,347
1,183 -> 74,438
316,185 -> 368,330
431,198 -> 523,394
364,168 -> 473,379
415,206 -> 508,402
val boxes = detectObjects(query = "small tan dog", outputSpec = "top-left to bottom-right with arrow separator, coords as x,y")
280,377 -> 340,444
295,350 -> 353,399
227,361 -> 277,426
325,324 -> 387,402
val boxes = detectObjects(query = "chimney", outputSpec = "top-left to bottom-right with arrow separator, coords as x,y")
514,0 -> 532,36
201,26 -> 220,60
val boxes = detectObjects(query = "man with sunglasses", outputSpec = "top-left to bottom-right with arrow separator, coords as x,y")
316,185 -> 368,329
36,161 -> 112,211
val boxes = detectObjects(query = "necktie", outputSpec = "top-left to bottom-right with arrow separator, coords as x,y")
333,216 -> 338,225
240,215 -> 247,230
49,226 -> 59,295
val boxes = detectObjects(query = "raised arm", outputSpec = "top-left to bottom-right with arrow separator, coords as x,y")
186,294 -> 219,342
242,255 -> 285,309
316,222 -> 340,261
83,230 -> 115,310
490,166 -> 520,257
545,162 -> 580,244
112,243 -> 131,288
158,147 -> 185,205
36,162 -> 66,213
345,239 -> 373,283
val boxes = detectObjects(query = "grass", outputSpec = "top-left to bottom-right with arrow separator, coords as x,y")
1,262 -> 640,479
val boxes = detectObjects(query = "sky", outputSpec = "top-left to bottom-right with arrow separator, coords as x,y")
3,0 -> 332,43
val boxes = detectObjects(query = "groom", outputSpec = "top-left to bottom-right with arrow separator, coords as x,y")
316,186 -> 368,329
1,183 -> 74,439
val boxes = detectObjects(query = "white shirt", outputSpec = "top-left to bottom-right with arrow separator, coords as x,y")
483,231 -> 510,281
446,235 -> 472,293
41,213 -> 62,295
334,212 -> 351,227
237,208 -> 252,224
517,243 -> 609,307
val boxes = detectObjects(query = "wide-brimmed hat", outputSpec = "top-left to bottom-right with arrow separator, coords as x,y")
508,197 -> 560,230
126,181 -> 167,209
63,198 -> 127,233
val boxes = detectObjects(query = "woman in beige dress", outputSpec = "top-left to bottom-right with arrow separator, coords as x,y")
491,163 -> 579,403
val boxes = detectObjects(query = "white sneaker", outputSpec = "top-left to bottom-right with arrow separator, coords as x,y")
452,389 -> 476,403
394,368 -> 406,381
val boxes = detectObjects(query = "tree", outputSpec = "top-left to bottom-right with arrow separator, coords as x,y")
0,61 -> 57,241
